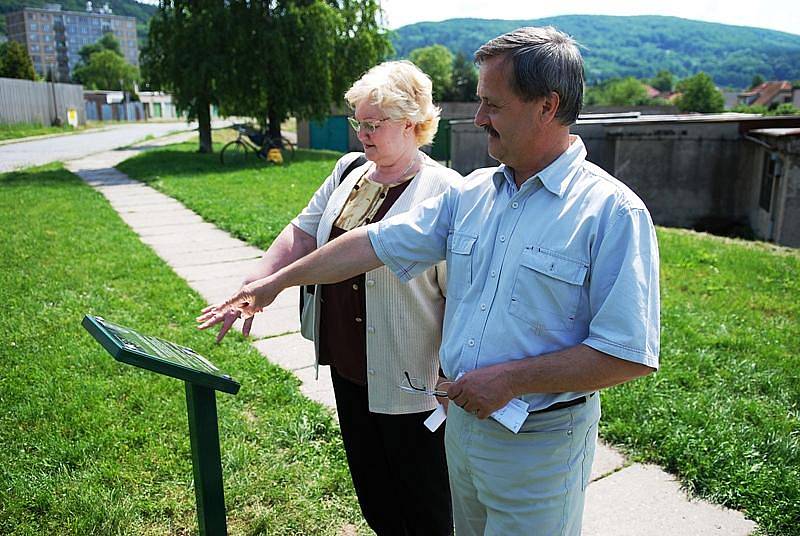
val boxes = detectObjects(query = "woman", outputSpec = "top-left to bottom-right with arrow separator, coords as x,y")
201,61 -> 459,535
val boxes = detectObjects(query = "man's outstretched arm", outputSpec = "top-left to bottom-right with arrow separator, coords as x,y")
197,227 -> 382,328
200,223 -> 317,342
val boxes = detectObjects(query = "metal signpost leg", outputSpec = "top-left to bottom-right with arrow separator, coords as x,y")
185,382 -> 228,536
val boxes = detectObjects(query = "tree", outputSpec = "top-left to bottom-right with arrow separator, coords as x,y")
72,49 -> 139,92
585,77 -> 652,106
771,103 -> 800,116
730,102 -> 800,116
409,44 -> 453,102
143,1 -> 228,153
144,0 -> 391,152
445,52 -> 478,102
220,0 -> 391,141
675,72 -> 725,113
650,70 -> 675,92
72,32 -> 138,91
604,77 -> 651,105
749,74 -> 765,89
78,32 -> 123,65
0,40 -> 36,81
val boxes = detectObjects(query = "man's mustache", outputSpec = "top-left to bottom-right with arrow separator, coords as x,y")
483,125 -> 499,137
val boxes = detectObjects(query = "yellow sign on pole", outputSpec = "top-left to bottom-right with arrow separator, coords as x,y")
67,108 -> 78,128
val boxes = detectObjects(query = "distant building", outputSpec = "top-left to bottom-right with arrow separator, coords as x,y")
738,81 -> 793,108
4,3 -> 139,82
84,89 -> 144,121
138,91 -> 182,120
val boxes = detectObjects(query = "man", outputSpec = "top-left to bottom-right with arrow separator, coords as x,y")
199,26 -> 660,535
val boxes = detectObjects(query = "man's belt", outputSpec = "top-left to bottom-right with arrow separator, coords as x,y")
531,392 -> 595,414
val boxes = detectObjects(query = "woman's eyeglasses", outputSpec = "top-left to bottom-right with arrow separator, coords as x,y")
347,116 -> 391,134
398,371 -> 451,397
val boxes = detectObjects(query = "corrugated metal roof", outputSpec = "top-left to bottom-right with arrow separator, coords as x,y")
575,112 -> 762,125
749,128 -> 800,137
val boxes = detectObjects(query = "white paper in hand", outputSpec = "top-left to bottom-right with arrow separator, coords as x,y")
490,398 -> 529,433
424,402 -> 447,432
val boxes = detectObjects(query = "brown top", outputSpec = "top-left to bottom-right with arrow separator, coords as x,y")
318,171 -> 415,385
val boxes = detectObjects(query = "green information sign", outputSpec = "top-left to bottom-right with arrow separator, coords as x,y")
82,314 -> 239,536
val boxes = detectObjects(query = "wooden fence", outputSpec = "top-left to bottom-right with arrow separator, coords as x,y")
0,77 -> 86,126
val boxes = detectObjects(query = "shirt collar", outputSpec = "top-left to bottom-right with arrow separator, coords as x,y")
492,135 -> 587,198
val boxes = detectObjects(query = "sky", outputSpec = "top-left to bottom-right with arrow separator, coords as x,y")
378,0 -> 800,36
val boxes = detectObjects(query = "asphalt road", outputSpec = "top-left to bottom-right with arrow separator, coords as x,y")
0,122 -> 196,173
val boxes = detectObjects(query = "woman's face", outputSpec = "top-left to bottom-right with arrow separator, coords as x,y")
353,100 -> 416,166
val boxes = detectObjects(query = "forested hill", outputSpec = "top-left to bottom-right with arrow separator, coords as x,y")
0,0 -> 156,39
391,15 -> 800,88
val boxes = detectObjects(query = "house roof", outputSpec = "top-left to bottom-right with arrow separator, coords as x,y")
739,81 -> 793,106
642,84 -> 662,99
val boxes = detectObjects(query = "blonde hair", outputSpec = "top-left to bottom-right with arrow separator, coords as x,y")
345,60 -> 441,146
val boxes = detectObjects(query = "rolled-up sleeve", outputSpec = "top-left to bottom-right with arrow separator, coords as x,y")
583,206 -> 660,369
367,186 -> 454,282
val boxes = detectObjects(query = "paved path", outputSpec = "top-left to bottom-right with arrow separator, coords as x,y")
64,143 -> 757,536
1,121 -> 196,173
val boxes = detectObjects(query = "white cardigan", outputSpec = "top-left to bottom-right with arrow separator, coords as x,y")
292,151 -> 460,414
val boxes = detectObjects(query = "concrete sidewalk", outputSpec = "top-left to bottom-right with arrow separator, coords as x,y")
65,145 -> 757,536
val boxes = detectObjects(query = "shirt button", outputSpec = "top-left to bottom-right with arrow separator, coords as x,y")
499,235 -> 505,242
355,317 -> 363,323
490,270 -> 496,278
352,283 -> 359,290
366,279 -> 375,287
367,326 -> 375,334
480,304 -> 486,311
467,338 -> 475,347
511,202 -> 519,209
368,368 -> 376,375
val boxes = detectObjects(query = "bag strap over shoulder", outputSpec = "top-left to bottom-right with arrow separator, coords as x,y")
299,153 -> 368,321
336,153 -> 368,188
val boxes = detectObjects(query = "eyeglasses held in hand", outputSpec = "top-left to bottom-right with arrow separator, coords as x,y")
398,371 -> 451,397
347,116 -> 391,134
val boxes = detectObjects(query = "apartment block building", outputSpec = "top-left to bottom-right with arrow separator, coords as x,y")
5,3 -> 139,81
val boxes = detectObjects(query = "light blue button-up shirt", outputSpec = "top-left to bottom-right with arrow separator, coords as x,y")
367,136 -> 660,411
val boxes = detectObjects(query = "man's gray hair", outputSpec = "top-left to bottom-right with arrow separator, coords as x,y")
475,26 -> 584,125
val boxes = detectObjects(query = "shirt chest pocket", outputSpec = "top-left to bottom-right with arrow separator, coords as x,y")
446,232 -> 477,301
509,248 -> 589,332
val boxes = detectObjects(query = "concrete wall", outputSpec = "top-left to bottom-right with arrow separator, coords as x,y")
297,120 -> 310,148
603,122 -> 747,229
777,144 -> 800,247
440,101 -> 478,119
449,119 -> 495,175
741,142 -> 770,240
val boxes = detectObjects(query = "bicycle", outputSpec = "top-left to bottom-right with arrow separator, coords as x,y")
219,123 -> 296,165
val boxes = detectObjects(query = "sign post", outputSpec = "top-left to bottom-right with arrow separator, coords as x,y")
82,315 -> 240,536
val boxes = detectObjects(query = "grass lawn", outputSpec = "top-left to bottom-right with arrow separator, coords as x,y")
0,122 -> 81,141
0,164 -> 366,535
118,143 -> 800,536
